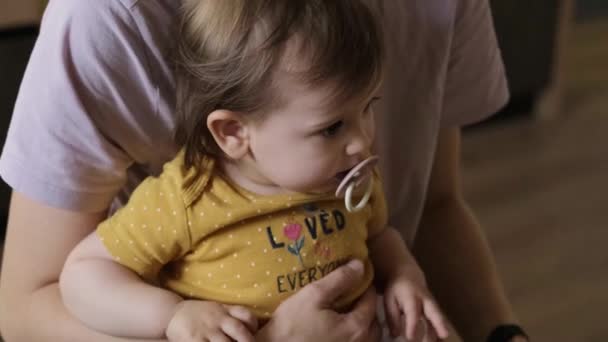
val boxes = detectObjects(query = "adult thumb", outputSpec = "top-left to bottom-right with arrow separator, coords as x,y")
306,259 -> 365,307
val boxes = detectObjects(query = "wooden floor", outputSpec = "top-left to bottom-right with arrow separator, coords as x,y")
458,19 -> 608,342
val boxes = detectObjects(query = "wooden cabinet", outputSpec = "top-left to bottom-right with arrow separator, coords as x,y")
490,0 -> 574,119
0,0 -> 44,29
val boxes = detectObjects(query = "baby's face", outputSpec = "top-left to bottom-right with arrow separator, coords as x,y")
245,75 -> 379,194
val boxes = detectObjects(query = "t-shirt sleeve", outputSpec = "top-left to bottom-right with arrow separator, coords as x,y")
97,171 -> 191,281
441,0 -> 510,127
0,0 -> 155,212
367,171 -> 388,238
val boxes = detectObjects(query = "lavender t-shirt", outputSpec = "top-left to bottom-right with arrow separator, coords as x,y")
0,0 -> 508,243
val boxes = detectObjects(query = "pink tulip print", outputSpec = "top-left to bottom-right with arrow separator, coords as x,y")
284,223 -> 302,241
283,223 -> 305,268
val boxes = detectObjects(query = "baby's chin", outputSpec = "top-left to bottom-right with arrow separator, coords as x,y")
281,179 -> 340,196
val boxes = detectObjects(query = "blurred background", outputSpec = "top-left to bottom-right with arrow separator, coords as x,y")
0,0 -> 606,341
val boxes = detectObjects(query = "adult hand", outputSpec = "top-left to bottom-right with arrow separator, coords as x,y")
256,259 -> 381,342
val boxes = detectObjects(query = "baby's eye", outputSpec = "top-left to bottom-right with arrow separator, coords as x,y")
321,121 -> 343,137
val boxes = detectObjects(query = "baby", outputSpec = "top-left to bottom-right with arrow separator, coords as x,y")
59,1 -> 449,341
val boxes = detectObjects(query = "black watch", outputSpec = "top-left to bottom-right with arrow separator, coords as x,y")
486,324 -> 529,342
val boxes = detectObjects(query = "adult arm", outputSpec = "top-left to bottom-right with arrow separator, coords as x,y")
0,192 -> 167,342
416,0 -> 527,339
413,128 -> 524,342
0,0 -> 179,339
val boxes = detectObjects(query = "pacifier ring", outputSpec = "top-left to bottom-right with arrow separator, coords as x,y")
335,155 -> 379,213
344,176 -> 374,212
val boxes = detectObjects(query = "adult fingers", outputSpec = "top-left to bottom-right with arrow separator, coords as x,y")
423,300 -> 449,339
224,305 -> 258,333
305,259 -> 365,307
346,286 -> 378,330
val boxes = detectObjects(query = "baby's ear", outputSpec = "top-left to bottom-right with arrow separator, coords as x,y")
207,110 -> 250,159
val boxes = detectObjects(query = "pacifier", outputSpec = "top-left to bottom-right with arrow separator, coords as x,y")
335,156 -> 379,212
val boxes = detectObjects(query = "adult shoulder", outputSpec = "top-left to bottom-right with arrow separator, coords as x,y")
0,0 -> 161,212
441,0 -> 510,126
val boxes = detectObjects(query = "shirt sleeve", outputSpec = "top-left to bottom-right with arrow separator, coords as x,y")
440,0 -> 510,127
0,0 -> 155,212
367,171 -> 388,238
97,171 -> 191,282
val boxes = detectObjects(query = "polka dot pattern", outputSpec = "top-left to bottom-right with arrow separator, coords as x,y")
96,153 -> 384,320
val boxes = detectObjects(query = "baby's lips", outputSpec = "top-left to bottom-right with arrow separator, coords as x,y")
335,155 -> 379,198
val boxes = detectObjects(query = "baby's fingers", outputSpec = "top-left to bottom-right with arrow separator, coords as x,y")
404,300 -> 422,340
423,299 -> 449,339
221,316 -> 256,342
421,323 -> 437,342
224,305 -> 258,332
384,295 -> 402,337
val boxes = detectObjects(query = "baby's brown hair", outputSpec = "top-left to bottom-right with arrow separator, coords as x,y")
174,0 -> 384,174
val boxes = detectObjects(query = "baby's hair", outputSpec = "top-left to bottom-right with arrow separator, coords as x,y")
174,0 -> 384,177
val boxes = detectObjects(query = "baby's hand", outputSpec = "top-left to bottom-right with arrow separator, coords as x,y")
166,300 -> 258,342
384,273 -> 449,341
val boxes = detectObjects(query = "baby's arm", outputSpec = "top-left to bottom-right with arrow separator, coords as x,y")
60,231 -> 258,341
368,227 -> 449,340
59,231 -> 182,338
59,167 -> 257,340
368,227 -> 425,288
365,173 -> 448,339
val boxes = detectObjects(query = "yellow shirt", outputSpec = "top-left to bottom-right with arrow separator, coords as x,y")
98,152 -> 387,319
